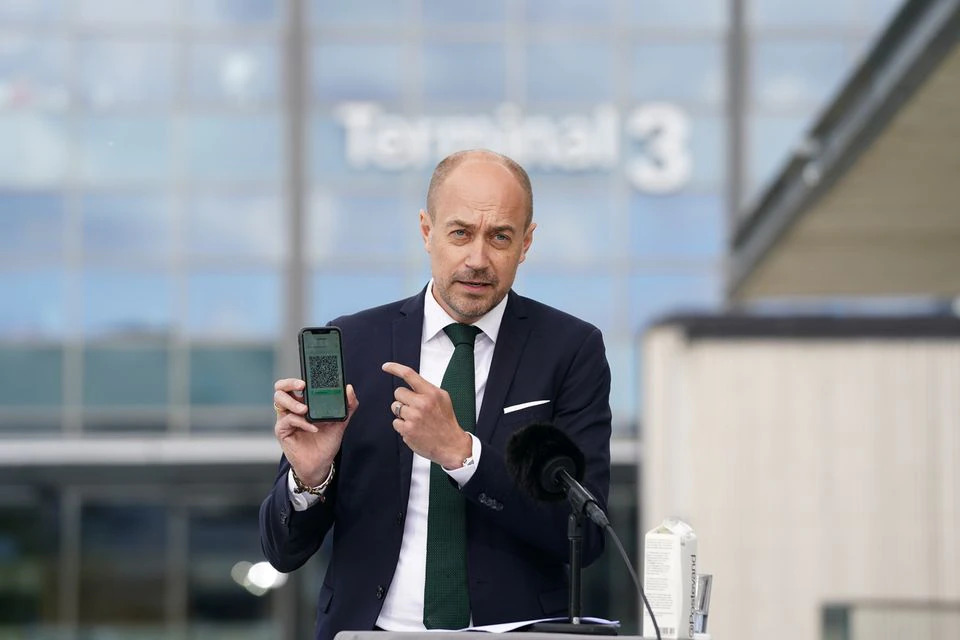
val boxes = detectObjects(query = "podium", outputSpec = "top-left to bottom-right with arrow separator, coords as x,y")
335,633 -> 657,640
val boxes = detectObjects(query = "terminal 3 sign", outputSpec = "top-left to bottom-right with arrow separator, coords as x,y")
336,102 -> 692,194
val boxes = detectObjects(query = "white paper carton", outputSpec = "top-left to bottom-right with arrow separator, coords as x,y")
642,517 -> 698,639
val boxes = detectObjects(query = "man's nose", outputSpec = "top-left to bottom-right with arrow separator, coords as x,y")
464,238 -> 490,270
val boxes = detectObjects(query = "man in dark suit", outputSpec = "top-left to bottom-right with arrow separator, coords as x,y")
261,149 -> 612,640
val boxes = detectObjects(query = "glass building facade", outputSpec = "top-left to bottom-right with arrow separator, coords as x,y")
0,0 -> 903,636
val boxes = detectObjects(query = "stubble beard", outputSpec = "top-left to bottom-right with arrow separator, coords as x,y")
436,271 -> 504,321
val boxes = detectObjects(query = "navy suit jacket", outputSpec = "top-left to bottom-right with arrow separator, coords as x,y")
259,288 -> 612,640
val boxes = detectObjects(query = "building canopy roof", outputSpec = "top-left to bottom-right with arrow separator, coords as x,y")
730,0 -> 960,300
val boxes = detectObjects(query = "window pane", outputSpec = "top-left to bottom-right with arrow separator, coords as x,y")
185,193 -> 284,261
308,192 -> 420,261
188,505 -> 271,624
0,114 -> 69,184
79,116 -> 171,185
632,41 -> 725,106
422,0 -> 506,23
83,345 -> 169,407
0,0 -> 65,22
312,43 -> 404,102
310,0 -> 407,26
0,346 -> 62,406
528,188 -> 617,262
189,504 -> 263,566
0,34 -> 69,109
0,499 -> 60,627
186,272 -> 280,339
624,111 -> 723,192
188,41 -> 279,106
78,39 -> 176,108
82,271 -> 173,337
311,111 -> 430,180
630,193 -> 725,260
628,0 -> 727,29
310,114 -> 347,178
81,194 -> 172,261
749,0 -> 856,27
422,43 -> 505,102
79,503 -> 167,624
690,115 -> 725,190
0,270 -> 63,337
752,39 -> 850,110
525,0 -> 612,23
629,270 -> 722,332
526,42 -> 613,102
190,346 -> 274,405
0,191 -> 64,258
76,0 -> 176,25
310,271 -> 410,324
514,272 -> 617,335
188,0 -> 281,25
184,115 -> 282,183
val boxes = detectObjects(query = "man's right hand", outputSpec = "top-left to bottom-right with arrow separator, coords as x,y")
273,378 -> 358,487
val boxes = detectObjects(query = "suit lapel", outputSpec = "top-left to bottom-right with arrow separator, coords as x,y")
476,291 -> 530,441
392,289 -> 426,508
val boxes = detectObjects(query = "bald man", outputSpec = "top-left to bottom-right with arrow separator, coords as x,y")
261,150 -> 612,640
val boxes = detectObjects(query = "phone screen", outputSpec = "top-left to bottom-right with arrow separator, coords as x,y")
300,327 -> 347,421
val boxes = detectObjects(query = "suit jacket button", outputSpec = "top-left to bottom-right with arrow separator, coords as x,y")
376,585 -> 385,600
396,512 -> 404,525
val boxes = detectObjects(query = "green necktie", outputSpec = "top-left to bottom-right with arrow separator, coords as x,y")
423,323 -> 480,630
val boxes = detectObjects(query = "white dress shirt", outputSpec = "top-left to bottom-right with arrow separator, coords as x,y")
287,282 -> 508,630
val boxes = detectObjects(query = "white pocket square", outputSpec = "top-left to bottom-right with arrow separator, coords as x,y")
503,400 -> 550,414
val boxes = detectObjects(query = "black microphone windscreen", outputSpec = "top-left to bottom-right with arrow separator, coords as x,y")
505,422 -> 586,502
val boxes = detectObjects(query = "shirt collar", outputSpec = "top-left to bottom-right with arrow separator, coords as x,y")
422,279 -> 508,346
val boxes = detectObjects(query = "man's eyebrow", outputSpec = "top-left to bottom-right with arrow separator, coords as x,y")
444,219 -> 517,234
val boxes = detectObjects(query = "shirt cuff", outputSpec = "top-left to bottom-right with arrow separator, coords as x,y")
444,434 -> 482,488
287,468 -> 325,512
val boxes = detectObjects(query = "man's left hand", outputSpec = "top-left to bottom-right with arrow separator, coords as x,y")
381,362 -> 473,469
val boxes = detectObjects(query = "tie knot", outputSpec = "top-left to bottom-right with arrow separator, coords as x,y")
444,323 -> 480,347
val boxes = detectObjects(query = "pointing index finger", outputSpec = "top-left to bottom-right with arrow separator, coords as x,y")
382,362 -> 428,391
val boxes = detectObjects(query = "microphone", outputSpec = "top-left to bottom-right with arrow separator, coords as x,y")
506,422 -> 663,640
505,423 -> 610,528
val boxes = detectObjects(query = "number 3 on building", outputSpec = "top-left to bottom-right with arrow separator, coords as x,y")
625,103 -> 693,194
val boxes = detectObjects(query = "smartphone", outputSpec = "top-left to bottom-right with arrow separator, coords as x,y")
298,327 -> 348,421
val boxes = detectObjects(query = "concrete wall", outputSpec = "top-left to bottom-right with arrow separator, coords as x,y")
640,325 -> 960,640
849,604 -> 960,640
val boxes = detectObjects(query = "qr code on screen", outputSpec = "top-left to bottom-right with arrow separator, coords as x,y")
309,355 -> 339,388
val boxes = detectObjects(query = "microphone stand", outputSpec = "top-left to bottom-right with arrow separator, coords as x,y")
568,513 -> 583,623
527,511 -> 617,636
504,424 -> 661,639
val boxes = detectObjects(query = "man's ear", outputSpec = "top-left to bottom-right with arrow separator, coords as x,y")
519,222 -> 536,263
419,209 -> 432,251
